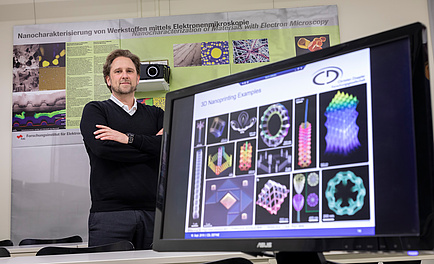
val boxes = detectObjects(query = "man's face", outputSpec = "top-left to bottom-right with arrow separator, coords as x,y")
106,56 -> 140,95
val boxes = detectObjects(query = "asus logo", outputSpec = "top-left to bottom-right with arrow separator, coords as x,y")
256,242 -> 272,248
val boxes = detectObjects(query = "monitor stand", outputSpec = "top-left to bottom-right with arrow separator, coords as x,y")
275,252 -> 331,264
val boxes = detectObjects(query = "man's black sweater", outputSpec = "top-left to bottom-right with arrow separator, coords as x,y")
80,99 -> 164,212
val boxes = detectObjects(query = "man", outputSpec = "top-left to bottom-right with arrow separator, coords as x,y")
80,49 -> 164,250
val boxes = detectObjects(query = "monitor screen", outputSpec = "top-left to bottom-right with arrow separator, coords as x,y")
153,22 -> 434,262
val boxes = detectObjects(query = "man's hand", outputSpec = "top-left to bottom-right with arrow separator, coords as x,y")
94,124 -> 128,144
157,128 -> 163,135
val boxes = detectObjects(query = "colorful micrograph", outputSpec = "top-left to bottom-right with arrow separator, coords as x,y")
232,38 -> 270,64
324,91 -> 360,155
173,43 -> 202,67
39,43 -> 66,68
12,90 -> 66,131
295,35 -> 330,56
201,41 -> 229,65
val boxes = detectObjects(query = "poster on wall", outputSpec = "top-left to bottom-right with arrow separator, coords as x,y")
11,5 -> 339,243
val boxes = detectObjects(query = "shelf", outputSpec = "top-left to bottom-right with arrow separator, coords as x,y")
136,79 -> 169,92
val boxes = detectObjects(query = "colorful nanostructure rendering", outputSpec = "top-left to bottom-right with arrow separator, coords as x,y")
209,117 -> 226,139
239,142 -> 253,171
307,172 -> 319,187
325,171 -> 366,216
307,193 -> 319,207
256,179 -> 289,215
205,178 -> 253,226
192,149 -> 203,219
259,103 -> 290,147
324,91 -> 361,155
196,120 -> 205,145
257,148 -> 291,174
201,41 -> 229,65
208,146 -> 233,175
232,38 -> 270,64
293,174 -> 306,222
230,111 -> 257,134
298,99 -> 312,168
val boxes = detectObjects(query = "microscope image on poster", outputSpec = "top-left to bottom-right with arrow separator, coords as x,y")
207,114 -> 229,144
322,166 -> 370,222
292,172 -> 320,223
255,175 -> 290,225
235,139 -> 256,176
194,119 -> 206,147
295,95 -> 317,170
258,100 -> 292,150
229,108 -> 257,140
188,147 -> 205,227
203,176 -> 255,227
206,143 -> 234,179
319,84 -> 369,167
257,147 -> 292,175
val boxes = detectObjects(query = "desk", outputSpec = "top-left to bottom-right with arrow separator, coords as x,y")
0,250 -> 272,264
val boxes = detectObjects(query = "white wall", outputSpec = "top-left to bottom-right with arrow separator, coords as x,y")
0,0 -> 431,240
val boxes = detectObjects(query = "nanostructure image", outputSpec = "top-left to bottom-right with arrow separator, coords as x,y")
325,171 -> 366,216
173,43 -> 202,67
39,43 -> 66,68
208,146 -> 233,176
13,44 -> 39,69
12,90 -> 66,131
192,149 -> 204,219
13,44 -> 40,92
257,148 -> 291,174
259,103 -> 290,148
39,67 -> 66,90
209,117 -> 226,139
238,141 -> 253,171
307,172 -> 319,187
295,35 -> 330,56
13,68 -> 39,92
307,193 -> 319,207
256,179 -> 290,215
195,119 -> 205,146
298,99 -> 312,168
232,38 -> 270,64
230,111 -> 257,134
201,41 -> 229,65
293,174 -> 305,222
204,177 -> 254,226
152,97 -> 166,110
324,91 -> 361,155
297,36 -> 327,52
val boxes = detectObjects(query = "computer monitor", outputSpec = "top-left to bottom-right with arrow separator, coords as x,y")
153,22 -> 434,264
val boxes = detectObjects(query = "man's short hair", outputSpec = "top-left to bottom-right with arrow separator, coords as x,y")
103,49 -> 141,91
